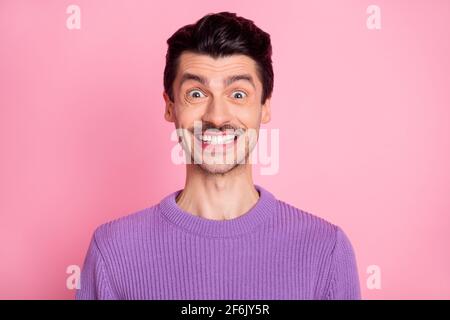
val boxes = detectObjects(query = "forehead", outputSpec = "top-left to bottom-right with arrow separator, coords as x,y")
176,51 -> 260,85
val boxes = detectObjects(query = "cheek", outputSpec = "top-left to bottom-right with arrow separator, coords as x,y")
174,105 -> 203,127
234,106 -> 262,128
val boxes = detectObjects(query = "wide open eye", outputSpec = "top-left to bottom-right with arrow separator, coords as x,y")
231,90 -> 247,99
187,89 -> 207,99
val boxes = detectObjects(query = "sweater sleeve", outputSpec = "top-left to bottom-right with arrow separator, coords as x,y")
326,226 -> 361,300
75,229 -> 118,300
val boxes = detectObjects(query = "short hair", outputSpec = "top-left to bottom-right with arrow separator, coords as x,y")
163,11 -> 274,105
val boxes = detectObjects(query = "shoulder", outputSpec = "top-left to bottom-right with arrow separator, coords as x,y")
274,199 -> 359,290
274,199 -> 354,253
91,203 -> 160,249
276,199 -> 337,236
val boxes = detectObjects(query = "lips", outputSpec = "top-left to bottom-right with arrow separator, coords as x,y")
197,134 -> 236,144
194,130 -> 242,152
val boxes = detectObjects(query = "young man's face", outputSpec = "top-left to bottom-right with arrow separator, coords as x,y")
164,51 -> 271,174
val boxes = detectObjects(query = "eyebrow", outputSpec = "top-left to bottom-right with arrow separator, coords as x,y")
179,72 -> 256,89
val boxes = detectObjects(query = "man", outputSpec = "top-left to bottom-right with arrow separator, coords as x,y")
76,11 -> 361,300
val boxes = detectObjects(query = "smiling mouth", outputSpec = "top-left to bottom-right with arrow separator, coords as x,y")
195,133 -> 238,145
194,128 -> 244,146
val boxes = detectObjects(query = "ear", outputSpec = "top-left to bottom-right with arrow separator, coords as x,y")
163,91 -> 176,123
261,97 -> 271,124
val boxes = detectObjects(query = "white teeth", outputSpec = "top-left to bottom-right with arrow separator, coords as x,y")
198,134 -> 236,144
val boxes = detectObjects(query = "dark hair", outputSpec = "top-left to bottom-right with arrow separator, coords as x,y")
163,12 -> 273,105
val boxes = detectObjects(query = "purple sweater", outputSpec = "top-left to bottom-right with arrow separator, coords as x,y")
75,185 -> 361,300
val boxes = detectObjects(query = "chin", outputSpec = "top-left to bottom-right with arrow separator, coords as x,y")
189,150 -> 250,175
198,162 -> 239,175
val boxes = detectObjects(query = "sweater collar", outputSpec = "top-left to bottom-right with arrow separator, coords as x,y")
158,184 -> 277,238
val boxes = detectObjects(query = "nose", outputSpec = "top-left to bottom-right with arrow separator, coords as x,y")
201,98 -> 233,128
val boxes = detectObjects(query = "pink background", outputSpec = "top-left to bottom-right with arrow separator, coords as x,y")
1,0 -> 449,299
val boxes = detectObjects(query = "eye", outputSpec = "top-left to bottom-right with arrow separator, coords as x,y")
187,89 -> 206,99
231,90 -> 247,99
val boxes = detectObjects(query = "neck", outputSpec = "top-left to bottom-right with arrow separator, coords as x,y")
175,163 -> 260,220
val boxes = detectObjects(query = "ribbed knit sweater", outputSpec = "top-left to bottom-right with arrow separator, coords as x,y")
75,184 -> 361,300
